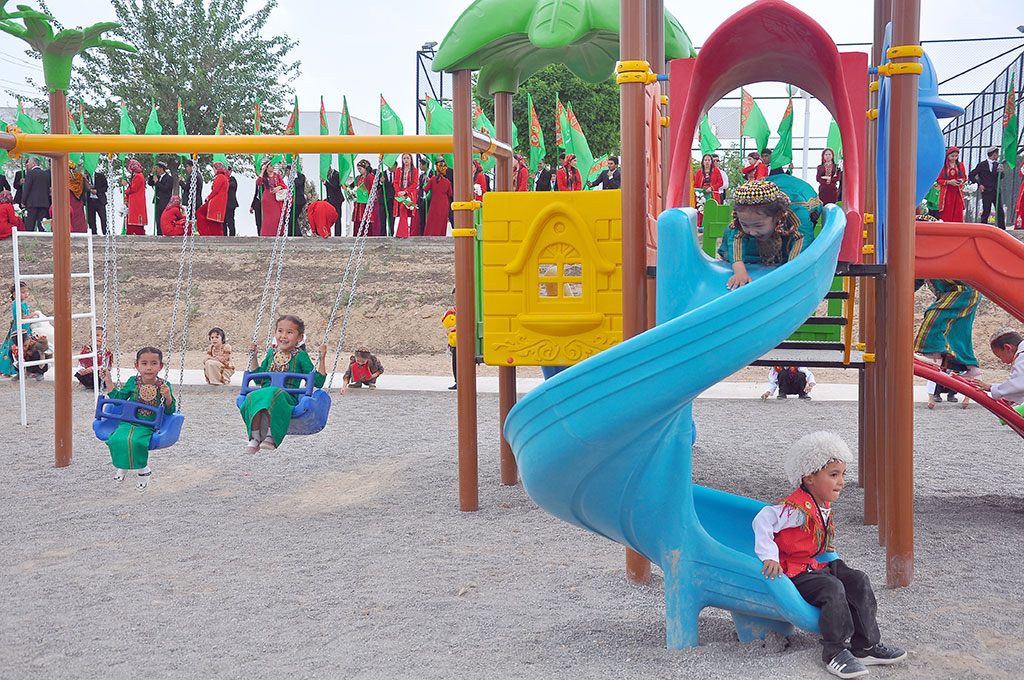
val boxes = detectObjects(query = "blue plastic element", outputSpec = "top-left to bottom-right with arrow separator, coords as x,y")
236,370 -> 331,435
505,205 -> 847,649
92,396 -> 184,450
875,24 -> 964,261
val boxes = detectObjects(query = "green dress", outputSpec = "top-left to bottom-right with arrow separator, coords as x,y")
913,279 -> 981,367
240,350 -> 325,447
767,174 -> 822,246
106,376 -> 176,470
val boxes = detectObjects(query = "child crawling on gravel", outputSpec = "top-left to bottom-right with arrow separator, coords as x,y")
719,179 -> 805,290
753,432 -> 906,678
101,346 -> 175,491
241,314 -> 326,454
341,346 -> 383,393
971,327 -> 1024,407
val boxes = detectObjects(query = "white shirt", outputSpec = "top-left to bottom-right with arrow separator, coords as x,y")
764,366 -> 815,396
718,166 -> 730,191
991,340 -> 1024,405
752,502 -> 832,563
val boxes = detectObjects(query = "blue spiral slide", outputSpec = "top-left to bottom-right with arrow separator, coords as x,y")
504,205 -> 846,649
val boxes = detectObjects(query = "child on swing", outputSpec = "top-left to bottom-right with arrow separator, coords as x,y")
241,314 -> 326,454
718,180 -> 805,290
100,346 -> 175,491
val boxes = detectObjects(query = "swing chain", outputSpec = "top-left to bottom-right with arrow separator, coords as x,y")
106,156 -> 124,388
163,167 -> 199,398
249,168 -> 295,361
176,168 -> 201,398
264,172 -> 296,350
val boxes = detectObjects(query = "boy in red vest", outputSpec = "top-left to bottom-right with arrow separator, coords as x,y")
753,432 -> 906,678
341,346 -> 384,393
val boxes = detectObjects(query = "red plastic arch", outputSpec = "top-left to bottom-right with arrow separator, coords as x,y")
666,0 -> 867,263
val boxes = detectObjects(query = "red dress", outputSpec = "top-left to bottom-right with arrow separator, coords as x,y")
352,173 -> 381,237
816,158 -> 842,204
694,168 -> 724,204
125,171 -> 147,235
257,172 -> 287,237
0,203 -> 22,239
936,161 -> 966,222
160,204 -> 186,237
514,165 -> 529,191
556,165 -> 582,191
423,174 -> 452,237
741,160 -> 768,181
473,171 -> 488,198
196,170 -> 228,236
306,200 -> 338,238
1015,165 -> 1024,229
393,167 -> 420,238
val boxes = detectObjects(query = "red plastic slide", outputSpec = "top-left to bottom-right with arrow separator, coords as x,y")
913,359 -> 1024,438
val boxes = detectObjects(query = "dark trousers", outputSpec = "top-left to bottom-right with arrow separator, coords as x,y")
25,206 -> 47,232
980,193 -> 1005,228
76,370 -> 100,388
87,202 -> 108,234
224,209 -> 236,236
791,559 -> 880,662
348,377 -> 376,387
450,348 -> 457,383
778,371 -> 808,396
154,200 -> 168,236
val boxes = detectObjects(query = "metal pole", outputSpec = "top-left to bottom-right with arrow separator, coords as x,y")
647,0 -> 666,331
883,0 -> 920,588
12,228 -> 26,427
50,89 -> 73,468
494,90 -> 519,487
622,0 -> 650,587
453,70 -> 479,511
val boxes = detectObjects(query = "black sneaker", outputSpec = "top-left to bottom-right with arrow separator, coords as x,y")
933,394 -> 944,402
798,393 -> 811,400
448,384 -> 457,390
946,395 -> 958,403
776,394 -> 787,399
826,649 -> 868,678
853,642 -> 907,665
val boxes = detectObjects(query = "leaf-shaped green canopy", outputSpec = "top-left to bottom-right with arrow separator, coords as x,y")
434,0 -> 695,96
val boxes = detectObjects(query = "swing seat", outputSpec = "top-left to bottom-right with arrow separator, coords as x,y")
92,396 -> 185,450
236,370 -> 332,435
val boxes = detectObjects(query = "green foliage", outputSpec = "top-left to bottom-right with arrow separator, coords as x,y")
477,64 -> 619,166
719,144 -> 744,198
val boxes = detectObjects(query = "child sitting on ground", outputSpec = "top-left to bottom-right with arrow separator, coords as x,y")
970,327 -> 1024,406
241,314 -> 326,454
75,325 -> 114,389
203,326 -> 234,385
753,431 -> 906,678
718,180 -> 804,290
100,346 -> 175,491
761,365 -> 816,400
341,345 -> 383,393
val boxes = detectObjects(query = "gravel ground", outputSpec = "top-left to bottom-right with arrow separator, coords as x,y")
2,381 -> 1022,680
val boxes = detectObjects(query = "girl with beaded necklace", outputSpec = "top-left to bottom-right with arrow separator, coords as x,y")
717,179 -> 804,290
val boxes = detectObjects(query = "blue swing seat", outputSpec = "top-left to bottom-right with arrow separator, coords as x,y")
236,370 -> 331,435
92,396 -> 185,450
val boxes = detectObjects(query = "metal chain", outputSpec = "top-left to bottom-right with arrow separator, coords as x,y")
249,171 -> 295,362
109,158 -> 123,387
175,168 -> 201,400
163,166 -> 199,390
264,174 -> 296,349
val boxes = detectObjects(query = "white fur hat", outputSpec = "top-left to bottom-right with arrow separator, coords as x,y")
784,431 -> 853,487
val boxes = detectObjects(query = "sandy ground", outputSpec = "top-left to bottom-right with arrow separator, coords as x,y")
1,380 -> 1022,679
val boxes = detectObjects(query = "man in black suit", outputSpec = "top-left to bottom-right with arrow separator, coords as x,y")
21,158 -> 50,232
0,173 -> 10,194
13,168 -> 24,206
87,169 -> 108,234
287,165 -> 306,237
249,185 -> 261,232
180,158 -> 203,219
377,163 -> 396,236
534,158 -> 553,191
147,161 -> 173,235
587,155 -> 621,190
416,158 -> 429,236
968,145 -> 1005,228
325,167 -> 345,237
225,168 -> 238,236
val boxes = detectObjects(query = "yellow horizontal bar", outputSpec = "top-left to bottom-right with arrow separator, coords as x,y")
1,131 -> 455,157
452,228 -> 477,238
452,201 -> 481,211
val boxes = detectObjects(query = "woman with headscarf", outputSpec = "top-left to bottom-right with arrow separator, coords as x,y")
936,146 -> 967,222
513,154 -> 529,192
423,156 -> 453,237
741,151 -> 769,182
816,148 -> 842,204
352,159 -> 381,237
256,158 -> 287,237
0,190 -> 23,239
123,159 -> 147,235
694,153 -> 724,204
196,162 -> 230,236
68,161 -> 90,233
393,152 -> 419,238
160,196 -> 186,237
472,158 -> 489,199
556,154 -> 582,191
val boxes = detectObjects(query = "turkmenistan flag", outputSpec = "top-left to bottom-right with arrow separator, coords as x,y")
771,92 -> 794,170
144,98 -> 162,165
0,121 -> 7,167
826,118 -> 843,162
587,155 -> 610,186
338,96 -> 355,186
118,99 -> 136,162
319,96 -> 330,183
379,95 -> 404,168
528,92 -> 545,174
564,102 -> 594,190
472,101 -> 497,172
740,88 -> 770,154
555,94 -> 567,149
252,97 -> 262,174
425,95 -> 454,171
78,98 -> 99,175
699,114 -> 721,156
1003,72 -> 1018,169
65,111 -> 83,170
278,95 -> 298,165
213,112 -> 227,166
16,98 -> 43,134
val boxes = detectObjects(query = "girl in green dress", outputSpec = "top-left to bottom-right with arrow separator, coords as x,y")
241,314 -> 327,454
101,346 -> 175,490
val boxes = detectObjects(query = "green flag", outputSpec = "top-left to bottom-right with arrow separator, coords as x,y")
771,94 -> 794,170
0,121 -> 8,167
177,98 -> 190,167
277,95 -> 297,165
425,95 -> 454,171
144,99 -> 161,165
252,97 -> 262,174
527,92 -> 545,174
555,94 -> 568,149
740,88 -> 770,153
337,96 -> 355,186
319,96 -> 330,183
1003,73 -> 1019,170
564,102 -> 595,190
78,98 -> 99,175
472,101 -> 497,172
379,95 -> 403,168
118,100 -> 136,162
699,114 -> 721,156
826,118 -> 843,162
213,112 -> 226,166
16,98 -> 43,134
587,155 -> 610,186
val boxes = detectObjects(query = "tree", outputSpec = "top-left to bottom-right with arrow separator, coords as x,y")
53,0 -> 300,177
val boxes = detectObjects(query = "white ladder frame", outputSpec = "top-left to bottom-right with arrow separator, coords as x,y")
11,229 -> 100,427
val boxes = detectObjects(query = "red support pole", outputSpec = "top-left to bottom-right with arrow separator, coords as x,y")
50,90 -> 72,468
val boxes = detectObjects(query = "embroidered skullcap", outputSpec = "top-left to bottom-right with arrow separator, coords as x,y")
987,145 -> 999,155
784,431 -> 852,488
990,327 -> 1018,345
733,179 -> 788,207
946,146 -> 959,155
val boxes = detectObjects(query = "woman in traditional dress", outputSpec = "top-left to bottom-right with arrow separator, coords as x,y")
556,154 -> 582,192
352,159 -> 380,237
513,154 -> 530,192
240,314 -> 326,454
68,161 -> 90,233
1015,156 -> 1024,229
0,189 -> 23,239
936,146 -> 967,222
393,153 -> 419,238
0,281 -> 31,376
816,148 -> 842,204
741,151 -> 769,182
160,196 -> 186,237
423,157 -> 453,237
472,158 -> 489,198
196,162 -> 229,236
694,153 -> 724,228
256,159 -> 287,237
123,159 -> 147,235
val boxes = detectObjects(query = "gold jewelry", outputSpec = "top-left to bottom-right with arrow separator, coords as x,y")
136,382 -> 158,403
272,350 -> 293,369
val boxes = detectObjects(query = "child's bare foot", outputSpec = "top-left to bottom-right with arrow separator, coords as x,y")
259,437 -> 277,451
243,438 -> 259,454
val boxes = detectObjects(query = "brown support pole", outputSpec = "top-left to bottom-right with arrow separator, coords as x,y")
882,0 -> 920,588
50,90 -> 72,468
874,277 -> 888,543
453,70 -> 479,511
646,0 -> 665,332
494,91 -> 519,486
622,0 -> 651,586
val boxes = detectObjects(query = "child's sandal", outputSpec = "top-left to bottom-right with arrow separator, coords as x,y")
259,437 -> 276,451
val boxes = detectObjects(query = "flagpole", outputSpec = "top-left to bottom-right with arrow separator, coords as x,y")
801,89 -> 811,181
